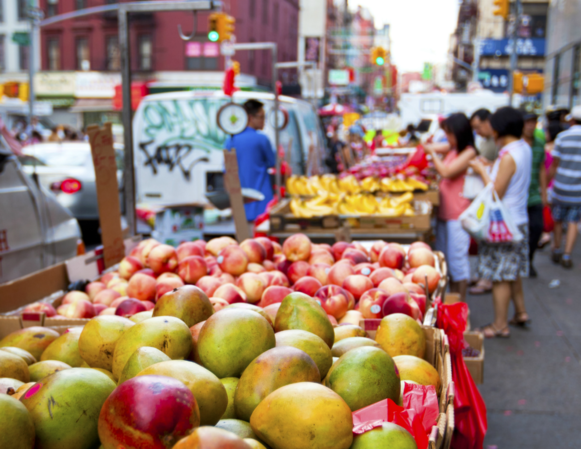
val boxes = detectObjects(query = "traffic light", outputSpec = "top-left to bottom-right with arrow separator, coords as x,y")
370,47 -> 387,66
526,74 -> 544,94
493,0 -> 509,19
513,72 -> 524,94
231,60 -> 240,75
18,82 -> 29,102
3,81 -> 19,98
208,13 -> 235,42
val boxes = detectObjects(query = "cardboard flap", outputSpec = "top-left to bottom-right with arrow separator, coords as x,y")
20,312 -> 46,328
223,149 -> 250,241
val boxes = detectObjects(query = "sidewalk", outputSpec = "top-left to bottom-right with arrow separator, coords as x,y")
466,245 -> 581,449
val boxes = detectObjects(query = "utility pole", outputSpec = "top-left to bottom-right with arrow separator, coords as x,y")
27,2 -> 44,131
508,0 -> 522,106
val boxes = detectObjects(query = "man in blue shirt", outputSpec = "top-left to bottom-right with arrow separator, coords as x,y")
224,99 -> 276,221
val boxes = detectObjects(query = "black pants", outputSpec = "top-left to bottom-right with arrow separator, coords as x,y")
528,204 -> 544,264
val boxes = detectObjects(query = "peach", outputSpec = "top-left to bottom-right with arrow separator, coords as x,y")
127,272 -> 157,302
129,245 -> 143,260
85,282 -> 107,300
56,305 -> 69,315
403,274 -> 414,283
394,270 -> 405,282
196,276 -> 223,297
263,303 -> 282,322
370,241 -> 388,263
99,307 -> 116,316
379,245 -> 405,269
410,293 -> 427,315
142,300 -> 156,311
118,256 -> 143,280
258,271 -> 274,287
255,237 -> 275,260
107,277 -> 127,289
369,267 -> 396,287
352,242 -> 369,256
93,289 -> 122,306
262,260 -> 276,271
136,268 -> 156,278
217,273 -> 235,285
314,285 -> 350,319
258,286 -> 293,308
307,264 -> 331,286
111,297 -> 130,308
100,272 -> 120,286
275,258 -> 293,275
209,297 -> 229,312
342,274 -> 374,300
236,273 -> 266,304
354,263 -> 375,276
331,242 -> 354,261
342,248 -> 369,265
93,304 -> 107,315
287,261 -> 310,285
115,298 -> 146,317
293,276 -> 323,297
157,272 -> 182,282
339,310 -> 363,326
273,254 -> 285,264
139,239 -> 161,267
272,241 -> 282,255
217,246 -> 248,276
177,255 -> 208,284
147,244 -> 178,275
412,265 -> 441,293
382,292 -> 420,320
335,258 -> 355,266
269,271 -> 290,288
328,315 -> 338,326
282,233 -> 312,262
206,236 -> 237,257
22,302 -> 57,317
191,240 -> 207,255
247,263 -> 266,273
155,277 -> 185,302
110,280 -> 128,297
409,241 -> 431,252
359,288 -> 390,319
404,282 -> 425,295
208,265 -> 222,276
176,242 -> 204,262
327,263 -> 355,286
240,239 -> 267,264
308,250 -> 335,266
408,248 -> 436,268
213,284 -> 247,304
64,299 -> 95,319
378,277 -> 408,296
62,291 -> 91,305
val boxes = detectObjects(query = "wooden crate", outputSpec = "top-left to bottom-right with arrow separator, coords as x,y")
464,332 -> 484,385
342,201 -> 432,230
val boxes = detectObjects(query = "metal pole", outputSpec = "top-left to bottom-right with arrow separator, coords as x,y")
272,45 -> 280,200
119,7 -> 136,236
508,0 -> 522,106
472,38 -> 480,82
28,18 -> 35,130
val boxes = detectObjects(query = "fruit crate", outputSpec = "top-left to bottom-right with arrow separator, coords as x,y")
463,331 -> 484,385
269,198 -> 340,232
341,201 -> 433,230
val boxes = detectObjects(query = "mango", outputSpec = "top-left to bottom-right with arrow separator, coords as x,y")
0,347 -> 36,365
0,395 -> 35,449
173,426 -> 251,448
89,368 -> 116,383
350,422 -> 418,449
40,330 -> 84,367
250,382 -> 353,449
244,439 -> 268,449
129,310 -> 153,323
0,351 -> 29,382
216,419 -> 257,439
188,321 -> 205,364
0,377 -> 24,394
198,309 -> 275,378
153,285 -> 214,327
29,361 -> 71,382
324,346 -> 400,411
136,360 -> 228,426
111,316 -> 192,379
224,303 -> 274,327
331,336 -> 380,357
22,368 -> 116,449
117,346 -> 171,384
376,314 -> 426,358
78,315 -> 135,372
275,329 -> 333,380
334,324 -> 369,342
274,293 -> 335,348
10,382 -> 36,400
0,327 -> 59,360
235,347 -> 320,421
393,355 -> 441,392
220,377 -> 240,419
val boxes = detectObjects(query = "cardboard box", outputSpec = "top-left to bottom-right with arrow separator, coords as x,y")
343,201 -> 432,230
464,331 -> 484,385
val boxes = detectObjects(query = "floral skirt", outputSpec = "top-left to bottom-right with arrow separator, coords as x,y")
477,224 -> 529,282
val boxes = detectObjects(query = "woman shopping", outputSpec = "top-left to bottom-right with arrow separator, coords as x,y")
425,113 -> 477,302
469,107 -> 532,338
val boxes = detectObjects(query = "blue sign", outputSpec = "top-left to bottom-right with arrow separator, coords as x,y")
479,38 -> 545,57
478,69 -> 509,93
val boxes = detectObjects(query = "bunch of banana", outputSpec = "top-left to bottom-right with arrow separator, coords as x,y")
378,194 -> 415,217
337,193 -> 378,215
289,192 -> 338,218
380,176 -> 429,193
338,175 -> 362,194
319,174 -> 340,194
286,176 -> 310,196
361,176 -> 381,192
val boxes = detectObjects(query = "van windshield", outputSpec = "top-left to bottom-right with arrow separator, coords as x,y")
22,149 -> 89,167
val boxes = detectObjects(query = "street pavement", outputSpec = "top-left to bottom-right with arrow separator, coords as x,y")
466,244 -> 581,449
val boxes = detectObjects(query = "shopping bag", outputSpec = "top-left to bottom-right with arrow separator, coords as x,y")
436,302 -> 487,449
543,205 -> 554,233
459,183 -> 494,240
487,190 -> 523,243
462,168 -> 485,200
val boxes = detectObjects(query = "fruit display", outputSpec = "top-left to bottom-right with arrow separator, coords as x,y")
0,235 -> 448,448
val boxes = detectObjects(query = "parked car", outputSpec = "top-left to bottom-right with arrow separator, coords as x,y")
19,142 -> 124,242
0,143 -> 81,284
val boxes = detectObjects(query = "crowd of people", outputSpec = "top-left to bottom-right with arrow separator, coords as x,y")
11,117 -> 87,146
424,104 -> 581,339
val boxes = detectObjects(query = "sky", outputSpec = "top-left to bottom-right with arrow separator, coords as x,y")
352,0 -> 460,73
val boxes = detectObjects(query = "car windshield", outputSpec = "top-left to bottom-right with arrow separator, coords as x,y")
24,149 -> 89,167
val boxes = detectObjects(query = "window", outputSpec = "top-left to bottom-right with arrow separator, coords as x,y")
0,0 -> 4,22
138,35 -> 152,70
75,0 -> 86,10
0,36 -> 4,71
47,0 -> 57,18
520,3 -> 548,38
262,0 -> 268,23
572,46 -> 581,107
106,36 -> 120,71
273,1 -> 278,30
19,45 -> 29,71
185,41 -> 218,70
18,0 -> 27,21
76,37 -> 90,70
552,54 -> 560,105
47,38 -> 60,70
249,0 -> 255,18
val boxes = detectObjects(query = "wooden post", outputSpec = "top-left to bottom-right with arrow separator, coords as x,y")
223,148 -> 251,241
87,123 -> 125,268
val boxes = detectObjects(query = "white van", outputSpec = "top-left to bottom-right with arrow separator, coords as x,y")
132,90 -> 327,206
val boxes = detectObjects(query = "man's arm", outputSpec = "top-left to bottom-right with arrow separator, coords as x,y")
262,135 -> 276,168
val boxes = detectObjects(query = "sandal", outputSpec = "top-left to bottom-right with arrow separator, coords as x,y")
477,323 -> 510,339
509,312 -> 531,327
469,279 -> 492,295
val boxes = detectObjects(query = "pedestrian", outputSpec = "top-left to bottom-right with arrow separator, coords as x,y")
548,105 -> 581,268
521,109 -> 547,277
425,113 -> 477,301
370,129 -> 385,153
470,109 -> 498,162
325,128 -> 344,174
469,107 -> 532,338
224,99 -> 276,223
399,124 -> 419,147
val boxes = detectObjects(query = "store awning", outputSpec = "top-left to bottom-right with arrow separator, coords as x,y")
69,99 -> 115,112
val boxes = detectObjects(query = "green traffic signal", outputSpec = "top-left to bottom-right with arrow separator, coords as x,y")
376,57 -> 385,66
208,31 -> 219,42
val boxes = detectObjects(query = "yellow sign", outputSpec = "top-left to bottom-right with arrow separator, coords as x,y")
343,113 -> 360,129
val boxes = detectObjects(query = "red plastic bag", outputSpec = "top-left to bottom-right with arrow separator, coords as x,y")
253,198 -> 279,238
436,302 -> 487,449
543,205 -> 554,233
402,145 -> 429,172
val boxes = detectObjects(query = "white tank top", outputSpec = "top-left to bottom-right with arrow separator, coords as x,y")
490,139 -> 532,226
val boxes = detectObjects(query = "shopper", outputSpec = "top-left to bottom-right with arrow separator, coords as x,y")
224,99 -> 276,222
548,106 -> 581,268
325,128 -> 343,174
470,109 -> 498,162
470,107 -> 532,338
425,113 -> 477,301
521,109 -> 547,277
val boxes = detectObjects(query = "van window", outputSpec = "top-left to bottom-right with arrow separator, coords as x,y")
280,110 -> 304,175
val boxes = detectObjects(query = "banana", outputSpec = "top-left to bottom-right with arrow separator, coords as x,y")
391,192 -> 414,207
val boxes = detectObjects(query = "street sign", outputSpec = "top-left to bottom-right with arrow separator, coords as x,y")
328,69 -> 350,85
12,32 -> 30,46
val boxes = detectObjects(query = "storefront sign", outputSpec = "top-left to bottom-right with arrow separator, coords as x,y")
203,43 -> 220,57
185,42 -> 202,57
479,38 -> 545,57
34,72 -> 76,97
76,72 -> 121,99
478,69 -> 509,93
328,70 -> 350,85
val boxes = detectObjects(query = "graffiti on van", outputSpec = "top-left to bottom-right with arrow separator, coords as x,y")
137,98 -> 228,179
